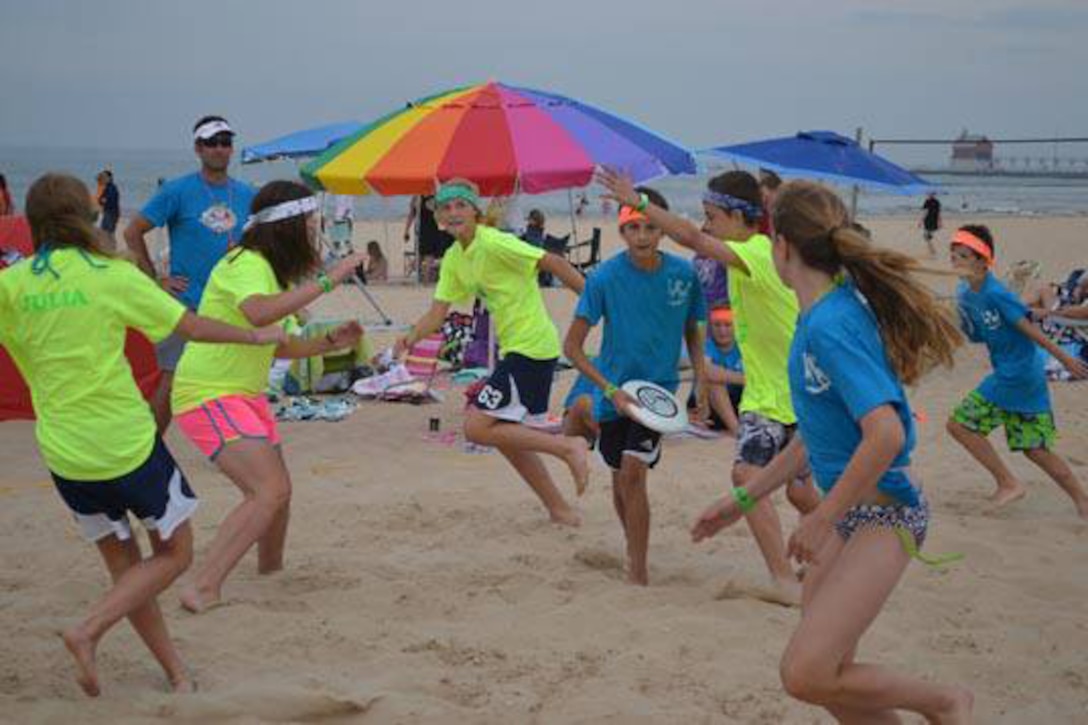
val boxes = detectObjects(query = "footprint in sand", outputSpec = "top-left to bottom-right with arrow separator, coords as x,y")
715,580 -> 799,608
573,548 -> 624,574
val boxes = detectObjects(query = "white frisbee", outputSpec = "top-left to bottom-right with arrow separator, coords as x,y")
620,380 -> 688,434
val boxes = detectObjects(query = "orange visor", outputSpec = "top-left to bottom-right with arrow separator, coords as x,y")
951,230 -> 994,266
618,204 -> 648,229
709,307 -> 734,324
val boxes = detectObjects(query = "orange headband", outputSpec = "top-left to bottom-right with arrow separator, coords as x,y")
618,204 -> 648,229
709,308 -> 733,324
951,230 -> 994,266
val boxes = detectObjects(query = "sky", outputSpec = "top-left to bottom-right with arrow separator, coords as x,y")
2,0 -> 1087,153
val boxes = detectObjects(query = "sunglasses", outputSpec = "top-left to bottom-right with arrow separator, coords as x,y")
200,135 -> 234,149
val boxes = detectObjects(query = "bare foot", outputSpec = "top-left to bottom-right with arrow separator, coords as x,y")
929,686 -> 974,724
758,577 -> 802,608
61,628 -> 100,697
627,564 -> 649,586
169,674 -> 197,694
549,505 -> 582,528
987,483 -> 1027,508
179,584 -> 221,614
1074,497 -> 1088,521
562,436 -> 590,496
258,562 -> 283,576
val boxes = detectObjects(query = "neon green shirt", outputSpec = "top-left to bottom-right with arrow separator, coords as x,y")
434,225 -> 559,360
726,234 -> 798,424
0,248 -> 185,480
172,249 -> 282,413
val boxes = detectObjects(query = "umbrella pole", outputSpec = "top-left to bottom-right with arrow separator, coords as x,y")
567,188 -> 580,245
849,127 -> 863,220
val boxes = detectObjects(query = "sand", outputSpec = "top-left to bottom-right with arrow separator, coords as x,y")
1,213 -> 1086,723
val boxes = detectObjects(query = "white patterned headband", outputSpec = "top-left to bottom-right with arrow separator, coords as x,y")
242,196 -> 318,232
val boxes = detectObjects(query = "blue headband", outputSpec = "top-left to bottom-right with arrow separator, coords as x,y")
702,190 -> 763,220
434,182 -> 480,210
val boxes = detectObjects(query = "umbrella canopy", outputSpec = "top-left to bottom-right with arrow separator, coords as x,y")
242,121 -> 363,164
301,81 -> 695,196
703,130 -> 930,194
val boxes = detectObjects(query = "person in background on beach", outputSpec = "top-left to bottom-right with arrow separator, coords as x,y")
404,195 -> 454,283
919,192 -> 941,257
396,179 -> 590,526
564,186 -> 706,585
0,173 -> 285,696
171,181 -> 366,613
692,181 -> 974,724
124,116 -> 256,433
523,208 -> 547,248
365,240 -> 388,282
0,174 -> 13,216
599,167 -> 820,606
689,305 -> 743,435
758,169 -> 783,237
96,170 -> 120,250
946,225 -> 1088,518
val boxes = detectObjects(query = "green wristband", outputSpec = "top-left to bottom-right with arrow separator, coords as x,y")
603,383 -> 618,400
731,487 -> 756,514
317,271 -> 334,294
634,192 -> 649,213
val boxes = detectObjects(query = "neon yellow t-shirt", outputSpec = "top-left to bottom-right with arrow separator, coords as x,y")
0,249 -> 185,480
434,225 -> 560,360
172,249 -> 282,413
726,234 -> 798,424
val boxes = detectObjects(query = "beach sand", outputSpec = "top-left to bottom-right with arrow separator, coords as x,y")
1,214 -> 1086,723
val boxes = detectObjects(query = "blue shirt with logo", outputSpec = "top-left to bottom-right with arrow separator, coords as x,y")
788,282 -> 918,505
141,172 -> 255,310
956,273 -> 1049,413
575,250 -> 705,422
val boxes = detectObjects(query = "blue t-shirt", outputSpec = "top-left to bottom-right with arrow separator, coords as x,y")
956,273 -> 1049,413
575,250 -> 706,422
140,172 -> 255,310
706,338 -> 743,373
788,283 -> 918,506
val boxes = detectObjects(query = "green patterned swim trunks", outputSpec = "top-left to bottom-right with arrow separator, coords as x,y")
952,390 -> 1056,451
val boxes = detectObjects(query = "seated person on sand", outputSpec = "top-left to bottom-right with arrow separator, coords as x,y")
688,305 -> 744,435
365,240 -> 388,282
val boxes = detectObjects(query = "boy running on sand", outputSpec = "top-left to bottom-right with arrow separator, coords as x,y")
564,187 -> 706,585
946,224 -> 1088,517
396,180 -> 590,526
0,174 -> 283,695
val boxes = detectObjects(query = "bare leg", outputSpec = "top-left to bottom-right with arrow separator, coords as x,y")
180,440 -> 290,612
615,456 -> 651,586
63,523 -> 194,696
151,371 -> 174,434
780,527 -> 973,722
787,474 -> 821,515
946,420 -> 1026,506
258,446 -> 293,574
561,396 -> 599,445
465,410 -> 589,496
1024,447 -> 1088,518
707,385 -> 739,435
610,470 -> 627,530
496,445 -> 581,527
734,463 -> 800,606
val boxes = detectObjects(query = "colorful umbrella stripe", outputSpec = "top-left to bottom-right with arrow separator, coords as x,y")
302,82 -> 695,196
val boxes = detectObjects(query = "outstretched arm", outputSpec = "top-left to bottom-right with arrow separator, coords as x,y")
173,311 -> 286,346
538,252 -> 584,294
596,168 -> 749,274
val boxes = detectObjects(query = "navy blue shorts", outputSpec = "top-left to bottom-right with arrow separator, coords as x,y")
471,353 -> 557,422
52,438 -> 198,543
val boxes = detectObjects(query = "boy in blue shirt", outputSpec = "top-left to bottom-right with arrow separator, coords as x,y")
564,187 -> 706,585
694,305 -> 744,434
946,225 -> 1088,517
124,115 -> 256,432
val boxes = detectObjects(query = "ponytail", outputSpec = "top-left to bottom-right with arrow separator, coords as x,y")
773,181 -> 962,384
25,173 -> 114,257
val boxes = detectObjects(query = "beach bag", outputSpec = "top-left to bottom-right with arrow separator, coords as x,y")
463,300 -> 497,369
439,311 -> 475,367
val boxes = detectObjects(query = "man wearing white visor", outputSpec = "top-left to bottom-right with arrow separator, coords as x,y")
124,115 -> 256,432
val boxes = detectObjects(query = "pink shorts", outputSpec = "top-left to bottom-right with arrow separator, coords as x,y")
176,395 -> 281,459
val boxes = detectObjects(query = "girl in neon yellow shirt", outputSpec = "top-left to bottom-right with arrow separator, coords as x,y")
0,174 -> 284,696
171,181 -> 365,613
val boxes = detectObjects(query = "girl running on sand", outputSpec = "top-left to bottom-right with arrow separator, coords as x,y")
172,180 -> 366,612
0,173 -> 284,695
692,181 -> 974,723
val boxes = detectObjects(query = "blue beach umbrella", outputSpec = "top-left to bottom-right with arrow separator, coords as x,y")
702,130 -> 930,194
242,121 -> 363,164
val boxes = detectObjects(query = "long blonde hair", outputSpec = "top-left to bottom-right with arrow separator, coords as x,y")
772,181 -> 962,384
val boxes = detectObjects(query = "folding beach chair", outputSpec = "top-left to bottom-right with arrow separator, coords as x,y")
379,333 -> 445,404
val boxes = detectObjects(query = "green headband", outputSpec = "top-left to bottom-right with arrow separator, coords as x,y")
434,183 -> 480,210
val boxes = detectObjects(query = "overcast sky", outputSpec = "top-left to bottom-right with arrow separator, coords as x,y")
2,0 -> 1087,151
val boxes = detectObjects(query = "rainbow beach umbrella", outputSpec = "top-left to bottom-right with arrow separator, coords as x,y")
301,81 -> 695,196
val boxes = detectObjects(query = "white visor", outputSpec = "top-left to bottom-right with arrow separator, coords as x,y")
194,119 -> 234,141
242,196 -> 319,232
